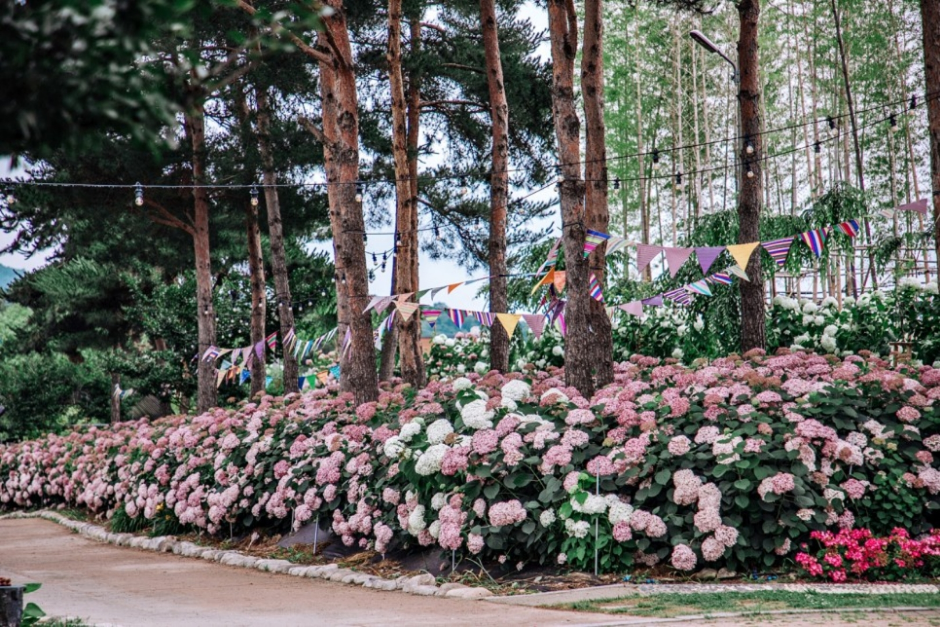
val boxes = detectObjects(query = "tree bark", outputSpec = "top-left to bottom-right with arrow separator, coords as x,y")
479,0 -> 510,374
319,1 -> 378,403
736,0 -> 766,354
921,0 -> 940,269
547,0 -> 593,398
254,85 -> 298,395
388,0 -> 425,388
581,0 -> 613,388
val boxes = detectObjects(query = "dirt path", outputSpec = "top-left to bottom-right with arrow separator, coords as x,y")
0,518 -> 609,627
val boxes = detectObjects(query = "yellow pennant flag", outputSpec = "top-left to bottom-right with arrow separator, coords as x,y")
726,242 -> 759,270
395,300 -> 420,321
530,268 -> 555,296
216,369 -> 227,388
495,313 -> 522,339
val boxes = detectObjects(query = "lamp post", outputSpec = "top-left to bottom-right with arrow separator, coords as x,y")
690,30 -> 738,84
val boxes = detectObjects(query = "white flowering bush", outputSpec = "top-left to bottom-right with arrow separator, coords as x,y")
425,331 -> 490,378
3,351 -> 940,575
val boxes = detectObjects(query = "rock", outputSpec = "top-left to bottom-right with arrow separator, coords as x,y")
695,568 -> 719,580
436,583 -> 466,595
444,587 -> 493,600
717,568 -> 737,580
365,578 -> 397,592
408,585 -> 440,596
343,573 -> 371,585
199,550 -> 223,561
406,573 -> 437,587
220,553 -> 257,569
255,559 -> 294,574
327,568 -> 357,582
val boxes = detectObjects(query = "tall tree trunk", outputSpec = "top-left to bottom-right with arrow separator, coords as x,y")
234,83 -> 268,399
480,0 -> 510,374
319,1 -> 378,403
184,93 -> 219,414
254,86 -> 298,395
736,0 -> 766,353
581,0 -> 612,388
388,0 -> 424,388
547,0 -> 593,398
921,0 -> 940,269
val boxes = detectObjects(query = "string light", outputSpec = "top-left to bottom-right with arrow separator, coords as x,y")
674,172 -> 683,190
652,149 -> 661,170
814,141 -> 822,154
746,163 -> 755,179
362,232 -> 367,243
434,225 -> 441,240
134,182 -> 144,206
827,116 -> 837,135
372,253 -> 377,264
612,177 -> 621,190
250,185 -> 259,207
355,183 -> 363,203
4,190 -> 13,205
889,114 -> 898,132
744,137 -> 754,155
459,178 -> 469,196
910,95 -> 918,114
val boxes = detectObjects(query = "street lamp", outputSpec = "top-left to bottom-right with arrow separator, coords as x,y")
690,30 -> 738,84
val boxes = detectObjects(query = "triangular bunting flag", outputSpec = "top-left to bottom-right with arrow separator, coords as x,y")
447,308 -> 466,328
686,280 -> 713,297
472,311 -> 494,327
636,244 -> 663,273
522,313 -> 546,339
664,287 -> 693,306
422,309 -> 442,329
727,265 -> 750,281
606,236 -> 627,256
897,198 -> 929,215
530,268 -> 555,296
496,313 -> 522,339
447,282 -> 463,294
583,229 -> 611,257
535,237 -> 562,275
395,300 -> 420,321
800,227 -> 829,257
364,295 -> 384,313
374,296 -> 394,313
588,273 -> 604,302
619,301 -> 644,317
694,246 -> 725,275
202,346 -> 221,362
415,289 -> 431,301
555,312 -> 567,337
761,237 -> 794,267
664,247 -> 694,278
254,340 -> 265,360
726,242 -> 760,270
265,332 -> 278,352
707,272 -> 733,286
642,295 -> 664,307
216,370 -> 227,388
552,271 -> 567,292
240,369 -> 251,385
837,219 -> 861,238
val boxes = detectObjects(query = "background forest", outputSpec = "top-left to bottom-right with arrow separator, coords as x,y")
0,0 -> 937,442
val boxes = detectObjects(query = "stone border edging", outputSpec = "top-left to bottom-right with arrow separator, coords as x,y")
566,606 -> 940,626
0,511 -> 492,600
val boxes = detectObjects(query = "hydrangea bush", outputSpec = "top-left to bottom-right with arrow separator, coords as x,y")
424,331 -> 491,379
3,350 -> 940,575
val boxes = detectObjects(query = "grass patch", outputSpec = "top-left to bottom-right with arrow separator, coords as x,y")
40,619 -> 92,626
559,591 -> 940,618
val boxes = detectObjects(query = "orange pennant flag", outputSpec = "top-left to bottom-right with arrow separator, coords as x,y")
447,282 -> 463,294
552,271 -> 567,292
530,268 -> 555,296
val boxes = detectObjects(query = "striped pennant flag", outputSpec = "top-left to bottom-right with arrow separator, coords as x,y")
664,287 -> 693,306
800,227 -> 830,257
473,311 -> 494,327
522,313 -> 547,339
283,327 -> 297,352
554,311 -> 567,337
265,331 -> 278,352
762,237 -> 795,267
706,272 -> 733,286
342,328 -> 352,356
447,308 -> 466,328
588,273 -> 604,302
422,309 -> 442,329
642,295 -> 664,307
606,236 -> 628,256
535,237 -> 562,276
583,229 -> 611,257
837,219 -> 861,238
686,280 -> 713,297
636,244 -> 663,274
727,265 -> 751,281
395,300 -> 420,321
202,345 -> 221,362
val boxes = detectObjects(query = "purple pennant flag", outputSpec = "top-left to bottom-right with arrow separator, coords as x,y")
897,198 -> 929,215
635,244 -> 663,274
619,301 -> 643,317
642,295 -> 664,307
254,340 -> 265,360
522,313 -> 547,339
663,247 -> 694,278
694,246 -> 725,275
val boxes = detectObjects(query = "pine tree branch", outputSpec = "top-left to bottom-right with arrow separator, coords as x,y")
297,115 -> 330,147
140,199 -> 195,236
236,0 -> 332,65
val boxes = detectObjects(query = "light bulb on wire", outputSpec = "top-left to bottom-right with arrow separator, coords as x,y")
459,178 -> 469,196
674,172 -> 684,191
134,182 -> 144,206
652,149 -> 661,170
355,183 -> 364,203
250,185 -> 259,207
889,114 -> 898,133
814,141 -> 821,154
746,163 -> 755,179
910,95 -> 918,115
612,177 -> 621,190
745,137 -> 754,155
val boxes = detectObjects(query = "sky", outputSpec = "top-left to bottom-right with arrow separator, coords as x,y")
0,3 -> 557,310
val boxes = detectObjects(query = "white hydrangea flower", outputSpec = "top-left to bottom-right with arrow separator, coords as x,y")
539,509 -> 557,527
473,361 -> 488,374
926,281 -> 939,294
552,345 -> 564,357
470,326 -> 482,336
400,421 -> 422,442
820,335 -> 837,353
408,505 -> 427,535
672,348 -> 684,360
899,276 -> 921,290
445,338 -> 456,347
452,377 -> 473,391
501,397 -> 518,411
803,301 -> 819,314
677,325 -> 688,337
814,315 -> 825,326
794,333 -> 810,345
802,315 -> 815,326
428,520 -> 441,539
383,436 -> 405,458
426,419 -> 454,445
515,358 -> 528,371
501,380 -> 531,403
433,334 -> 447,345
415,443 -> 449,475
693,315 -> 705,332
822,297 -> 838,308
608,501 -> 634,525
431,492 -> 447,510
565,519 -> 590,538
456,364 -> 466,374
460,399 -> 495,430
540,388 -> 569,404
823,325 -> 838,337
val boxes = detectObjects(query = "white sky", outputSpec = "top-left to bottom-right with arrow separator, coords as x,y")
0,3 -> 558,311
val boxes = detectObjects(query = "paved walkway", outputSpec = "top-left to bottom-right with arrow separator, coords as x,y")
0,518 -> 609,627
